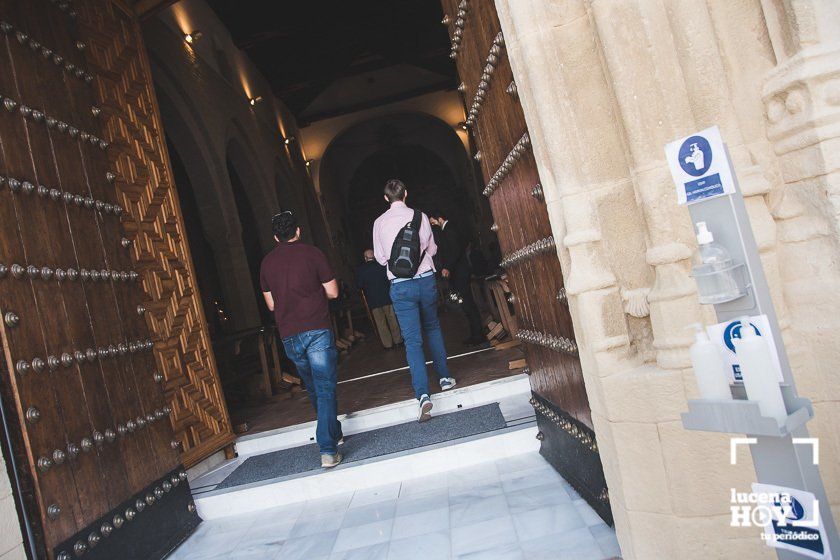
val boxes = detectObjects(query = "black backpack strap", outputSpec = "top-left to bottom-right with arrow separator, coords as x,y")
410,210 -> 422,230
413,210 -> 427,265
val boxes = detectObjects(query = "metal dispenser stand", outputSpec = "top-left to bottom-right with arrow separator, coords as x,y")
680,148 -> 839,558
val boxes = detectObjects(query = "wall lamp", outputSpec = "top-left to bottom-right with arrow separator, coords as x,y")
284,136 -> 294,145
249,96 -> 263,106
305,159 -> 312,168
184,31 -> 202,44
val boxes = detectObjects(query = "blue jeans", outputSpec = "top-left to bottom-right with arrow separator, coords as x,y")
390,274 -> 452,399
282,328 -> 342,455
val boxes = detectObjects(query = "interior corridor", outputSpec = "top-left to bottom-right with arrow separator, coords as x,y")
231,311 -> 523,434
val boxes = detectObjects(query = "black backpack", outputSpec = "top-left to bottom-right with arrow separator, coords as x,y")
388,210 -> 425,278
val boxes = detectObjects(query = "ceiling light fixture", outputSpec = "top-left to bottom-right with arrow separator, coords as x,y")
184,31 -> 202,44
249,96 -> 263,106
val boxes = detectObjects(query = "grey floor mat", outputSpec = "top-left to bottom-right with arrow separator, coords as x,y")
217,402 -> 506,489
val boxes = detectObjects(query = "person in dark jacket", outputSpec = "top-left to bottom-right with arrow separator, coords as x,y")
429,211 -> 485,345
356,249 -> 402,349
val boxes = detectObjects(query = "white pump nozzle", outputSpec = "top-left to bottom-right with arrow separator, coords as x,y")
696,222 -> 714,245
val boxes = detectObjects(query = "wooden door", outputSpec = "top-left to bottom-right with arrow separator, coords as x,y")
441,0 -> 612,523
0,0 -> 232,557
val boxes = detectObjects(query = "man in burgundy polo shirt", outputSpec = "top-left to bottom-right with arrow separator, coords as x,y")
260,211 -> 343,468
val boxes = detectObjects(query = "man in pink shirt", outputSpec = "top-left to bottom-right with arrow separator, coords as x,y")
373,179 -> 456,421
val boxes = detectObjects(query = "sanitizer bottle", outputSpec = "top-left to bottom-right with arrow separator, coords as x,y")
733,317 -> 787,426
691,222 -> 743,304
688,324 -> 732,400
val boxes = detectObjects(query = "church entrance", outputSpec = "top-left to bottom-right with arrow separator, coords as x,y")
0,1 -> 615,559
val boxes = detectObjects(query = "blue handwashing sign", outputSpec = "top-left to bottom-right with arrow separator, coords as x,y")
665,126 -> 735,205
678,135 -> 713,176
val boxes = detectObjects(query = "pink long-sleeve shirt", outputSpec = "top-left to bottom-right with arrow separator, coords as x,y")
372,201 -> 437,280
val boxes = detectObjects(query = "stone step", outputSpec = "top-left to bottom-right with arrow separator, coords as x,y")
233,374 -> 532,458
194,422 -> 539,520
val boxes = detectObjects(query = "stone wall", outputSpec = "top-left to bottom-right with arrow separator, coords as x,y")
495,0 -> 840,558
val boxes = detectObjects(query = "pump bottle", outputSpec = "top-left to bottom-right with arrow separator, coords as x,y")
691,222 -> 743,304
733,316 -> 787,426
688,324 -> 731,400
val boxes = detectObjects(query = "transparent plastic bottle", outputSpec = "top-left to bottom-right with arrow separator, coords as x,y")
734,316 -> 787,426
687,323 -> 732,400
691,222 -> 742,304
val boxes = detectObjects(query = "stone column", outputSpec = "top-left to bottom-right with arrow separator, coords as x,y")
759,0 -> 840,515
498,0 -> 777,557
493,5 -> 657,553
588,2 -> 774,557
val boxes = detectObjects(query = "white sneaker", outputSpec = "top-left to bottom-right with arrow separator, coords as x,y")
418,394 -> 433,422
439,377 -> 457,391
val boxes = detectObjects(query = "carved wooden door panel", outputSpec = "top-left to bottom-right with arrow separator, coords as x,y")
0,1 -> 230,557
440,0 -> 611,523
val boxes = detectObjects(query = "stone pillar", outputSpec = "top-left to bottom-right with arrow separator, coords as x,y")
587,2 -> 770,557
759,0 -> 840,516
493,6 -> 653,552
497,0 -> 776,557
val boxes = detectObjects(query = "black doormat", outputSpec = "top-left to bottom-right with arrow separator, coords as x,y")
217,402 -> 506,490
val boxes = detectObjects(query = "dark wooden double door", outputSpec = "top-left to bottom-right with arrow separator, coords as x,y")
440,0 -> 612,523
0,0 -> 232,558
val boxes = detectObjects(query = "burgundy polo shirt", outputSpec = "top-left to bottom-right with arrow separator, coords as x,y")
259,241 -> 335,338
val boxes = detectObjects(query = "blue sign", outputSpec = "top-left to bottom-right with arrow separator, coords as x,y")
684,173 -> 724,202
678,135 -> 713,176
665,126 -> 735,205
770,494 -> 826,557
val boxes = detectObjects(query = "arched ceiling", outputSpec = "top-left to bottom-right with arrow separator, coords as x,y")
204,0 -> 459,123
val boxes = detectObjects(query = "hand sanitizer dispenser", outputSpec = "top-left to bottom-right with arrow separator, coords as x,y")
691,222 -> 748,304
671,127 -> 839,556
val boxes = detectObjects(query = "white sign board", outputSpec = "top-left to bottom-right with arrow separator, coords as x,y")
706,315 -> 783,383
751,483 -> 831,559
665,125 -> 735,205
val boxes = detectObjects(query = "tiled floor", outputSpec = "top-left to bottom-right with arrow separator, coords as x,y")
170,452 -> 620,560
